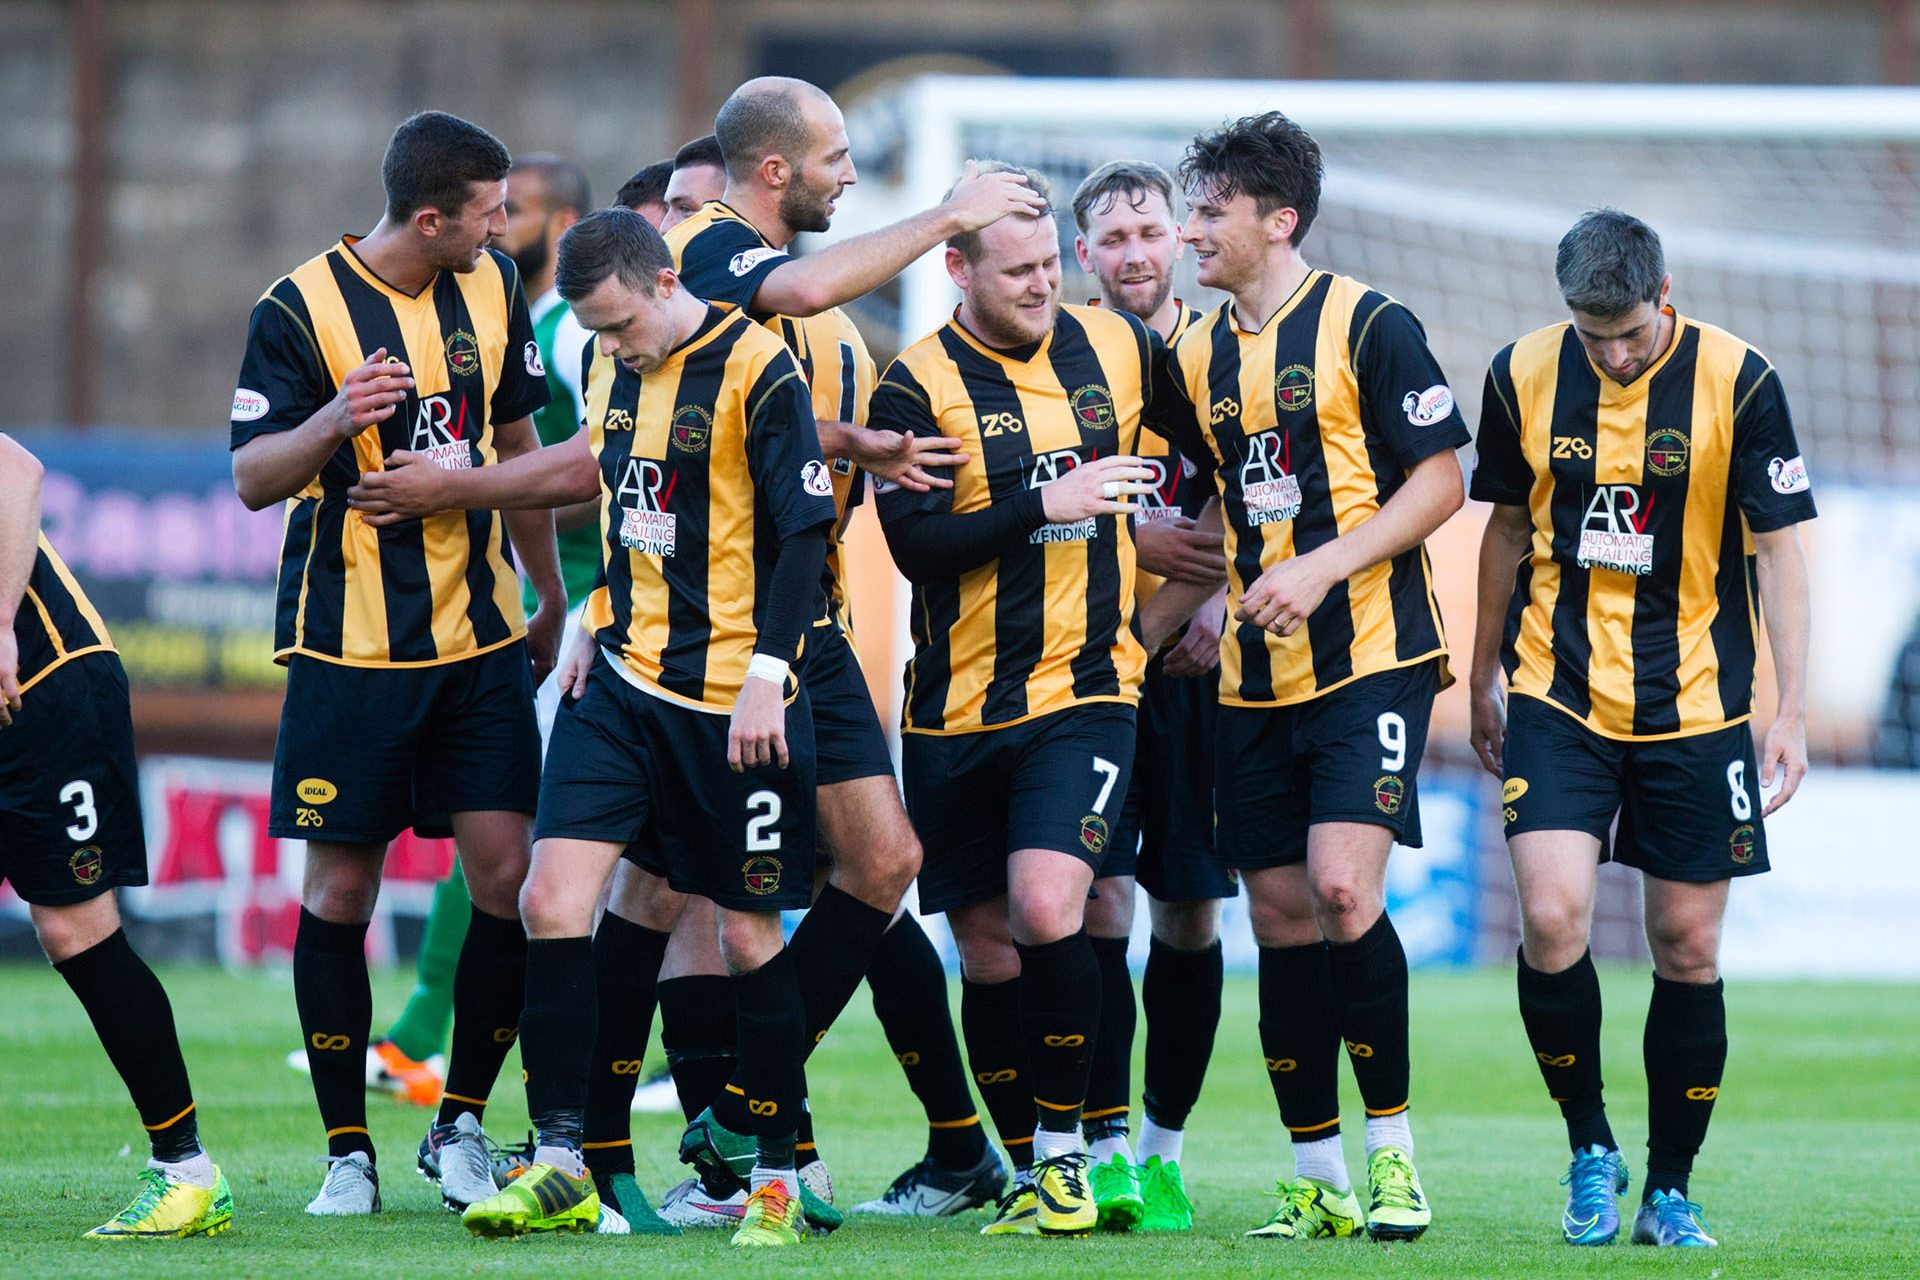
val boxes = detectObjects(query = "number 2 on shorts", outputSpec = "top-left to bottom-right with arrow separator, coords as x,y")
745,789 -> 781,851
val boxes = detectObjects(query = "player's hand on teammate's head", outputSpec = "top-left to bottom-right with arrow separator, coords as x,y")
943,159 -> 1048,233
1040,454 -> 1156,524
1134,514 -> 1228,584
1468,681 -> 1507,777
1759,712 -> 1808,816
347,451 -> 447,526
728,674 -> 789,773
0,629 -> 19,728
848,425 -> 969,492
333,348 -> 413,438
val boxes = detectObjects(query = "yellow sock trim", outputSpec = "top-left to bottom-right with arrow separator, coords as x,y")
143,1102 -> 196,1131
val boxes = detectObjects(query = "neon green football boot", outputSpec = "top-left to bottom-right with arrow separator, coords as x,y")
1245,1177 -> 1362,1240
731,1180 -> 804,1248
1137,1155 -> 1195,1231
461,1161 -> 599,1237
1090,1152 -> 1144,1230
1364,1146 -> 1431,1240
86,1165 -> 234,1239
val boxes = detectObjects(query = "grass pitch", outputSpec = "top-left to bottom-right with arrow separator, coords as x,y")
0,963 -> 1912,1278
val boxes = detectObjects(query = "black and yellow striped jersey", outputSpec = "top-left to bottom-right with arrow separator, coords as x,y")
872,304 -> 1153,734
578,304 -> 837,712
1470,310 -> 1817,740
1153,270 -> 1468,706
13,534 -> 114,698
666,201 -> 874,631
1107,300 -> 1208,617
230,238 -> 549,668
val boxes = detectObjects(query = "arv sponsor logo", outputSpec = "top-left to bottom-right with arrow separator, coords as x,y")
231,388 -> 269,422
1577,484 -> 1655,575
1768,454 -> 1810,495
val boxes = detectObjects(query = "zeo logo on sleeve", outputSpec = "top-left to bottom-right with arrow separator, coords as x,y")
1768,455 -> 1810,495
1402,385 -> 1455,427
729,247 -> 784,277
801,459 -> 834,497
231,388 -> 269,422
524,340 -> 546,378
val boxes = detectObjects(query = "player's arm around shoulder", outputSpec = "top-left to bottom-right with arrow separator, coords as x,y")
347,428 -> 600,526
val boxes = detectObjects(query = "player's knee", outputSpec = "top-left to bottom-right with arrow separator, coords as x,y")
1308,873 -> 1381,941
517,874 -> 588,939
1247,892 -> 1318,949
1647,924 -> 1721,984
954,932 -> 1020,985
1150,901 -> 1220,951
716,911 -> 783,974
31,900 -> 117,964
461,855 -> 527,920
1519,900 -> 1591,969
303,875 -> 379,925
1007,886 -> 1084,946
1083,880 -> 1134,937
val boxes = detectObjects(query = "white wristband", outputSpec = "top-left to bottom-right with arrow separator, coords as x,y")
746,653 -> 791,686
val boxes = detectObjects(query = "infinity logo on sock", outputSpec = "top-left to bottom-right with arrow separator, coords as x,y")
1345,1041 -> 1375,1058
1537,1052 -> 1577,1067
1043,1034 -> 1086,1048
1266,1057 -> 1297,1072
895,1051 -> 921,1066
975,1069 -> 1017,1084
1685,1087 -> 1719,1101
493,1027 -> 519,1043
748,1099 -> 779,1116
610,1060 -> 644,1074
309,1033 -> 352,1051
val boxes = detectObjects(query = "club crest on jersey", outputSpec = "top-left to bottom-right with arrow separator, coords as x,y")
1373,775 -> 1405,815
801,459 -> 834,497
69,846 -> 103,886
670,404 -> 712,453
1070,384 -> 1115,431
1079,814 -> 1110,855
444,329 -> 481,378
742,855 -> 783,895
523,340 -> 545,378
1646,428 -> 1690,477
1240,429 -> 1302,525
1729,824 -> 1756,865
1577,485 -> 1654,575
1274,364 -> 1315,412
1768,454 -> 1810,494
616,457 -> 677,556
410,394 -> 474,471
1402,384 -> 1455,426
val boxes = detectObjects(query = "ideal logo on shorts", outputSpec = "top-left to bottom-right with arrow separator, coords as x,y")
1729,824 -> 1756,865
1078,814 -> 1110,855
1373,775 -> 1405,816
69,846 -> 103,886
742,855 -> 783,895
297,778 -> 337,805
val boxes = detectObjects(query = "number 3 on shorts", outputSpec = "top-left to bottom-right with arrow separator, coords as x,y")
61,779 -> 98,842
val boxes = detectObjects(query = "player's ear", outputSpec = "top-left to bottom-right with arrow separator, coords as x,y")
655,267 -> 679,300
759,153 -> 788,191
1073,235 -> 1093,273
944,245 -> 970,290
1266,205 -> 1297,247
1171,224 -> 1186,258
413,206 -> 442,240
1656,274 -> 1673,310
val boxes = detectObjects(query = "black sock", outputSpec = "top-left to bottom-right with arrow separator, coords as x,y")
1258,942 -> 1342,1140
732,948 -> 804,1167
1016,931 -> 1100,1136
960,977 -> 1036,1171
581,914 -> 669,1180
293,908 -> 374,1160
868,914 -> 986,1168
1517,947 -> 1615,1152
1082,934 -> 1134,1147
796,1091 -> 818,1169
1141,937 -> 1223,1131
521,936 -> 595,1151
436,907 -> 528,1127
1328,912 -> 1412,1118
1644,973 -> 1727,1200
658,975 -> 738,1122
55,929 -> 201,1163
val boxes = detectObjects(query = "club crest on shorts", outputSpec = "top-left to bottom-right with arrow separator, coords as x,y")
444,328 -> 481,379
1373,775 -> 1405,816
742,855 -> 783,895
1274,364 -> 1315,412
1646,427 -> 1690,477
1079,813 -> 1110,855
69,846 -> 103,886
670,404 -> 712,453
1729,823 -> 1756,865
1070,383 -> 1115,431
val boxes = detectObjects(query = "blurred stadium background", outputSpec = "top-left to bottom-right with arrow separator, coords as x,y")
3,0 -> 1918,982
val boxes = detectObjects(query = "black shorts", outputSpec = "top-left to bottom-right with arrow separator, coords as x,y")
1215,660 -> 1440,870
1103,655 -> 1235,902
270,643 -> 541,844
902,703 -> 1136,914
535,652 -> 818,911
802,618 -> 893,786
1501,693 -> 1770,882
0,653 -> 147,906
